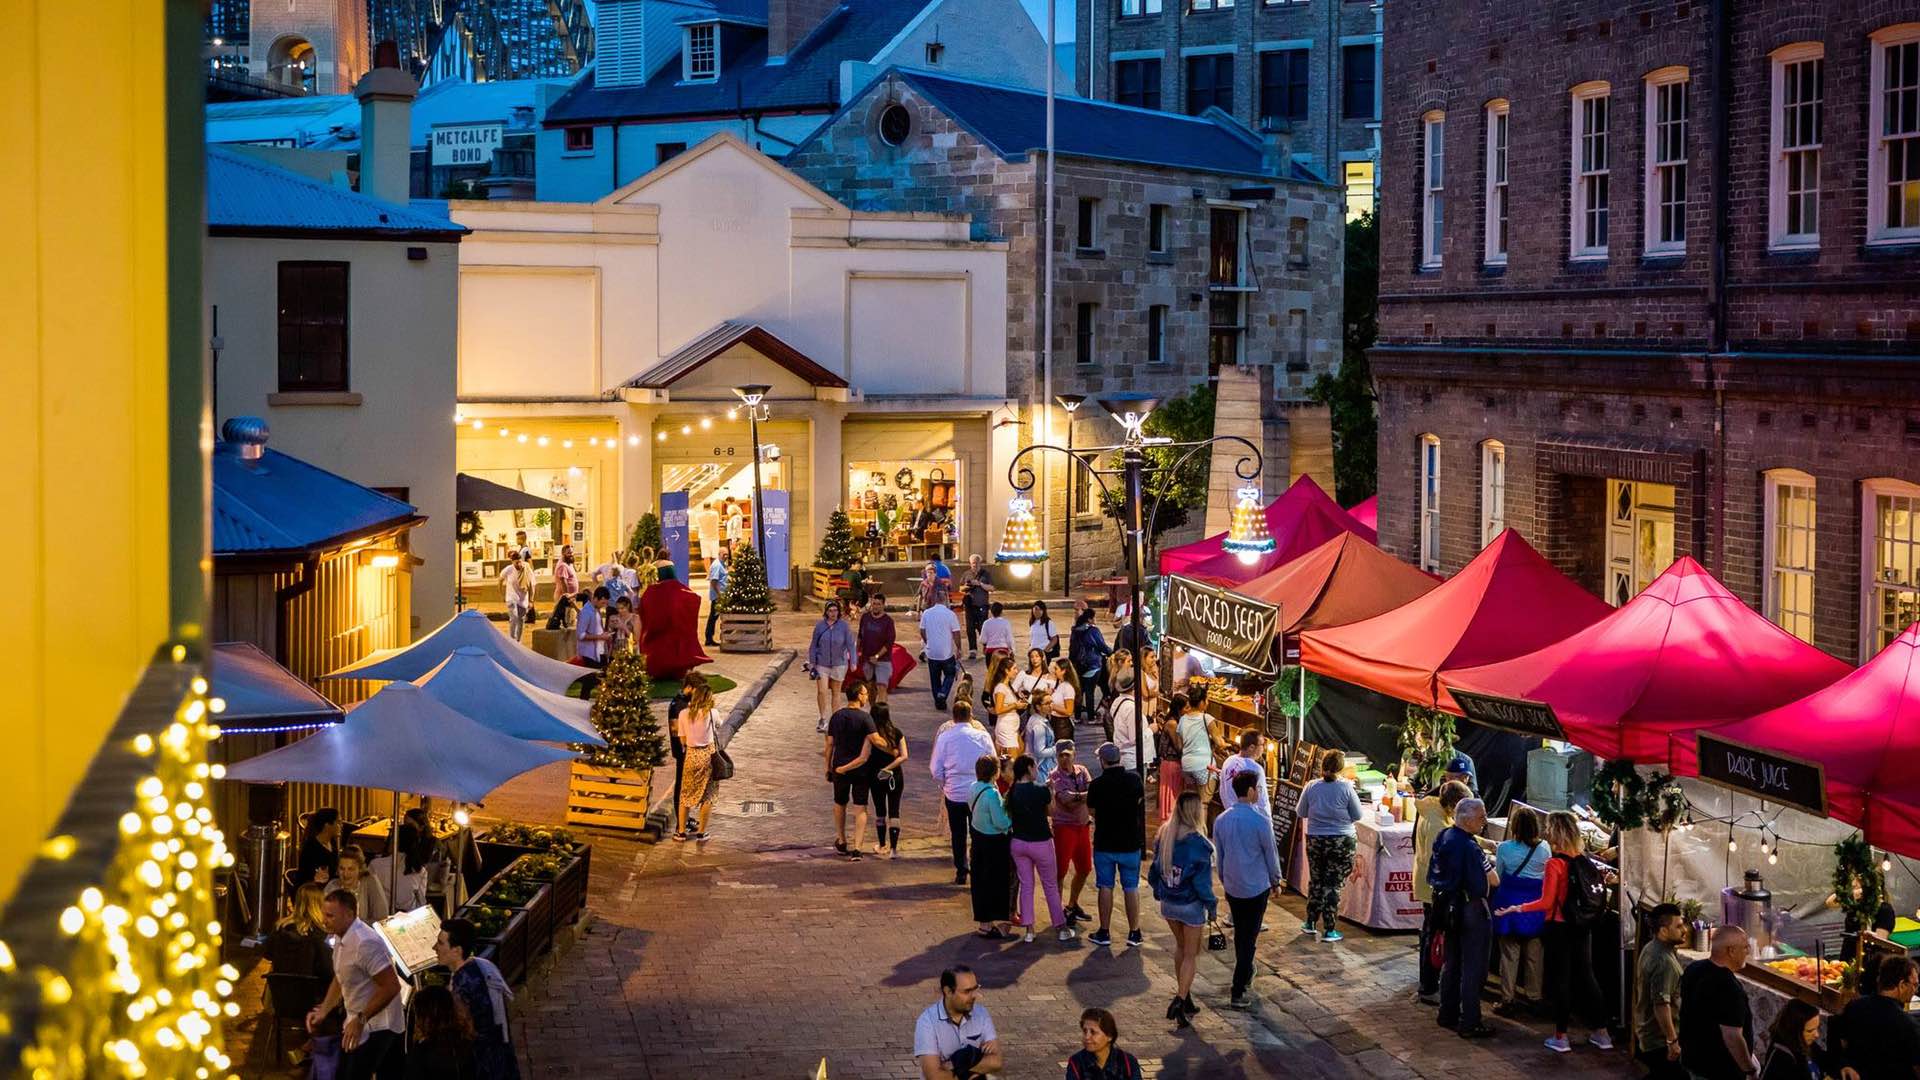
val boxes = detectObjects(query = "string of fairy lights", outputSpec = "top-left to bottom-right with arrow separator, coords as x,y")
453,408 -> 749,451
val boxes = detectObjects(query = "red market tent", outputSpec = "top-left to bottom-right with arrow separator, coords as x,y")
1298,529 -> 1611,711
1441,557 -> 1851,763
1159,475 -> 1377,582
1235,531 -> 1440,639
1672,623 -> 1920,853
1346,496 -> 1378,533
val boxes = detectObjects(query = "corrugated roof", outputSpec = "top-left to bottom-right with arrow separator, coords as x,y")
213,441 -> 420,556
544,0 -> 923,126
625,321 -> 849,389
207,146 -> 467,237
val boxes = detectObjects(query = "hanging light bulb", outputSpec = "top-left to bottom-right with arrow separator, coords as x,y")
1768,849 -> 1778,865
1221,484 -> 1275,566
994,496 -> 1047,580
471,419 -> 484,431
1728,837 -> 1738,853
1883,853 -> 1894,873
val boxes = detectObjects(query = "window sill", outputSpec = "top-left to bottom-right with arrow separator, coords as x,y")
1643,248 -> 1685,261
560,149 -> 595,158
268,391 -> 363,407
1766,239 -> 1819,255
1864,237 -> 1920,257
1209,283 -> 1258,292
1147,251 -> 1174,265
1417,262 -> 1442,273
1568,254 -> 1609,267
1480,259 -> 1507,274
1076,247 -> 1107,259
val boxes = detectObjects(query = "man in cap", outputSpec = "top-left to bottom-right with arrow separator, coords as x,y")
1049,740 -> 1095,924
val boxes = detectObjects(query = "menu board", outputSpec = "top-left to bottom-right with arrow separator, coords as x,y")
375,906 -> 444,978
1271,780 -> 1304,882
1696,731 -> 1827,817
1287,741 -> 1321,785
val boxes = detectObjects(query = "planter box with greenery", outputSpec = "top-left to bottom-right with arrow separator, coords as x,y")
475,824 -> 592,928
460,902 -> 529,986
566,653 -> 669,833
716,543 -> 773,652
477,863 -> 554,958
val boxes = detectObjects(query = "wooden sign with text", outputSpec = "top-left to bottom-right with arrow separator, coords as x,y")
1271,781 -> 1304,881
1288,741 -> 1321,785
1450,689 -> 1567,741
1695,731 -> 1828,817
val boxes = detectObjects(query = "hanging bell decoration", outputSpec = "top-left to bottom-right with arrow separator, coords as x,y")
1222,485 -> 1276,564
994,496 -> 1049,579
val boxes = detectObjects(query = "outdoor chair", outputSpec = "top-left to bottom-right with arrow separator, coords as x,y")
261,971 -> 325,1064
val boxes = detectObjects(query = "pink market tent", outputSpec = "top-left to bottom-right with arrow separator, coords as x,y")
1346,496 -> 1378,533
1441,558 -> 1851,763
1234,532 -> 1440,640
1299,529 -> 1611,711
1672,623 -> 1920,855
1158,475 -> 1377,583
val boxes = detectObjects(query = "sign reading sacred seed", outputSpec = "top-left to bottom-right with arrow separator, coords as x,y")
1449,688 -> 1567,740
1695,731 -> 1827,817
1164,574 -> 1279,675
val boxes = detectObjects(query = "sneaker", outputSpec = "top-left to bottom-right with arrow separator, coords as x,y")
834,840 -> 847,856
1088,928 -> 1113,947
693,832 -> 711,842
1023,928 -> 1035,944
671,831 -> 688,842
1585,1030 -> 1614,1051
1544,1035 -> 1572,1054
847,848 -> 863,861
1321,930 -> 1344,943
1300,920 -> 1318,935
1458,1025 -> 1495,1040
816,718 -> 829,733
1057,927 -> 1078,943
1126,930 -> 1144,948
1229,991 -> 1252,1010
1417,991 -> 1440,1006
1066,905 -> 1091,923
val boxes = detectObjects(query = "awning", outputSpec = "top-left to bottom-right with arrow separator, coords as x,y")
456,472 -> 568,513
324,608 -> 588,693
1442,558 -> 1850,762
1159,475 -> 1376,582
1233,532 -> 1439,639
209,642 -> 344,733
1345,496 -> 1378,533
416,647 -> 603,746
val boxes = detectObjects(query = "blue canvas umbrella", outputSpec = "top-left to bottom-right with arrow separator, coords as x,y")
324,608 -> 586,694
416,647 -> 603,746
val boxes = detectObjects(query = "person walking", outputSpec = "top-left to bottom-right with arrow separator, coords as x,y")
551,552 -> 578,606
1678,927 -> 1756,1079
307,889 -> 405,1079
808,600 -> 856,734
1217,730 -> 1269,817
913,966 -> 1003,1080
931,701 -> 995,884
1154,701 -> 1185,824
1298,749 -> 1363,942
1633,903 -> 1688,1079
1493,810 -> 1616,1053
1069,608 -> 1111,725
844,556 -> 871,607
1049,742 -> 1094,924
986,654 -> 1024,762
673,680 -> 720,843
961,555 -> 993,660
1086,742 -> 1145,949
1028,601 -> 1060,659
703,545 -> 729,647
1105,671 -> 1140,773
1149,790 -> 1215,1028
858,593 -> 896,705
834,702 -> 908,857
920,594 -> 963,710
575,587 -> 612,667
1432,797 -> 1498,1039
404,985 -> 476,1080
1023,702 -> 1061,785
1007,754 -> 1076,943
433,917 -> 519,1080
979,602 -> 1014,663
1492,804 -> 1550,1015
967,756 -> 1015,938
1175,685 -> 1218,806
1214,770 -> 1283,1008
1064,1008 -> 1143,1080
499,549 -> 534,641
825,680 -> 876,860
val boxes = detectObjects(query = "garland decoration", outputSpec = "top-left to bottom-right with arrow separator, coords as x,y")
1275,665 -> 1320,721
1832,832 -> 1886,942
1589,758 -> 1688,833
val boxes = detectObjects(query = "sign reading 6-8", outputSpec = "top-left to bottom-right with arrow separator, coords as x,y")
712,447 -> 736,456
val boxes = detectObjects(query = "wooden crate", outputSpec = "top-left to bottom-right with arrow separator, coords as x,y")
716,612 -> 773,653
810,567 -> 849,601
565,761 -> 654,833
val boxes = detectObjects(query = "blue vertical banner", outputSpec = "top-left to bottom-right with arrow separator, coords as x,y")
660,490 -> 690,583
763,489 -> 791,590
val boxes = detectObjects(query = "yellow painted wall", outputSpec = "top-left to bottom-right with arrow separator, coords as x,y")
0,0 -> 192,905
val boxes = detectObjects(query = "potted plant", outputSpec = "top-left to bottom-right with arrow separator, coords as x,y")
566,653 -> 669,833
715,543 -> 774,652
459,901 -> 529,985
811,508 -> 859,600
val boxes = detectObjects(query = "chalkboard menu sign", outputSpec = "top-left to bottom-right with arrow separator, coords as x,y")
1288,741 -> 1321,785
1450,689 -> 1567,741
1696,731 -> 1827,817
1271,781 -> 1304,878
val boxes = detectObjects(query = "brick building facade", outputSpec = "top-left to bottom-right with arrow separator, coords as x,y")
1075,0 -> 1384,221
787,69 -> 1344,583
1374,0 -> 1920,663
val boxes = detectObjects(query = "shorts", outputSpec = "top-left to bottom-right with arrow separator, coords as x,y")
1094,850 -> 1142,890
1053,823 -> 1092,876
1183,770 -> 1213,800
816,664 -> 847,682
863,659 -> 893,686
1160,898 -> 1208,927
832,773 -> 871,806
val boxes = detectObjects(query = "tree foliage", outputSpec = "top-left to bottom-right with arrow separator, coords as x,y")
1099,383 -> 1217,550
1311,210 -> 1380,506
581,652 -> 666,771
718,543 -> 774,614
627,512 -> 663,556
814,508 -> 859,570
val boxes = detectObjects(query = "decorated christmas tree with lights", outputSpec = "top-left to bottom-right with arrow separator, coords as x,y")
815,509 -> 859,570
719,543 -> 775,614
582,653 -> 666,771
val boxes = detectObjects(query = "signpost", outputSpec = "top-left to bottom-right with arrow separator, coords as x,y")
1163,574 -> 1279,676
430,123 -> 504,166
1450,688 -> 1568,740
763,489 -> 791,590
661,491 -> 690,582
1695,731 -> 1828,817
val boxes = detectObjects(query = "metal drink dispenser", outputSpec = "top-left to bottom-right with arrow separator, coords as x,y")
1722,869 -> 1777,957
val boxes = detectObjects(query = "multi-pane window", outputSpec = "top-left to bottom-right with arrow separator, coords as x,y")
563,126 -> 594,152
1342,43 -> 1376,120
1260,49 -> 1310,124
1208,293 -> 1243,366
1870,28 -> 1920,241
1147,305 -> 1169,364
1763,470 -> 1817,644
1419,435 -> 1441,573
277,261 -> 350,392
1422,112 -> 1445,267
1770,47 -> 1823,248
1149,203 -> 1171,253
1115,58 -> 1162,110
1479,441 -> 1505,547
1572,85 -> 1611,257
684,23 -> 717,81
1484,102 -> 1508,264
1190,0 -> 1233,9
1865,480 -> 1920,657
1121,0 -> 1164,14
1186,54 -> 1233,115
1647,72 -> 1689,253
1076,302 -> 1098,365
1077,197 -> 1101,250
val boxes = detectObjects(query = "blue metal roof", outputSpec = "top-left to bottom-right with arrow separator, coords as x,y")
544,0 -> 922,126
207,146 -> 466,237
206,77 -> 566,152
214,441 -> 420,556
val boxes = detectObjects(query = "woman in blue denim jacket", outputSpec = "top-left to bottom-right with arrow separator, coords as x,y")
1147,790 -> 1216,1027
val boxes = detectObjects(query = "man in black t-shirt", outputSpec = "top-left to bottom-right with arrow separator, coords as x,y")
824,680 -> 876,860
1678,926 -> 1757,1080
1085,742 -> 1146,949
1836,954 -> 1920,1080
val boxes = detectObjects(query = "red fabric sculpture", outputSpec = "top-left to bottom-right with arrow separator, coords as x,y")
638,577 -> 711,682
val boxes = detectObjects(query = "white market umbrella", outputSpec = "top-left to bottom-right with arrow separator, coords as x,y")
416,647 -> 604,747
323,608 -> 586,694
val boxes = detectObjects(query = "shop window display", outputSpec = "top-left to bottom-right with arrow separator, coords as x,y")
847,459 -> 959,566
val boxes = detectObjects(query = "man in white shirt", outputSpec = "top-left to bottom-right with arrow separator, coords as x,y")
928,706 -> 995,884
307,889 -> 404,1078
978,602 -> 1014,660
1106,669 -> 1141,773
920,600 -> 964,711
913,966 -> 1002,1080
499,550 -> 534,641
1217,728 -> 1271,818
575,587 -> 611,666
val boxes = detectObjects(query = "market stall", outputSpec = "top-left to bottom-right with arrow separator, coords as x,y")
1279,740 -> 1422,929
1158,475 -> 1375,581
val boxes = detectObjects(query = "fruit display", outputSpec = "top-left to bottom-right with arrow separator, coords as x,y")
1764,957 -> 1849,988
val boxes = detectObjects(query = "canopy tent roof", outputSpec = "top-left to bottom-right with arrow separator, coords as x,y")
1158,475 -> 1377,581
416,647 -> 604,746
1671,623 -> 1920,854
1442,558 -> 1851,763
1299,529 -> 1612,711
456,473 -> 567,513
324,609 -> 587,693
208,642 -> 344,733
1346,496 -> 1378,533
222,682 -> 575,803
1233,532 -> 1439,639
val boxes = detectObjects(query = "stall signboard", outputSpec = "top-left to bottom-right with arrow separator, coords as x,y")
661,491 -> 690,582
1288,741 -> 1321,785
1450,689 -> 1567,741
1695,731 -> 1828,817
1164,574 -> 1279,675
1271,781 -> 1304,881
763,490 -> 791,590
430,122 -> 504,166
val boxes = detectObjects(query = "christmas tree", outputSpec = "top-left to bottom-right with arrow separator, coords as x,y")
814,508 -> 859,569
581,653 -> 667,770
627,512 -> 663,556
718,543 -> 774,614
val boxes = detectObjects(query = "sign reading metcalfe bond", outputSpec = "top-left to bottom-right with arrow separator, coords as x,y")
1449,688 -> 1567,740
1164,574 -> 1279,675
1695,731 -> 1828,817
430,123 -> 504,166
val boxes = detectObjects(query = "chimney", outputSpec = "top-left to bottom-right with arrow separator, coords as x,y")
1259,117 -> 1293,177
353,40 -> 417,205
769,0 -> 840,58
222,416 -> 271,461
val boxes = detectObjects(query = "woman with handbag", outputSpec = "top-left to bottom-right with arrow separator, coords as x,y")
673,681 -> 721,843
836,703 -> 910,857
1148,790 -> 1215,1028
1491,805 -> 1550,1015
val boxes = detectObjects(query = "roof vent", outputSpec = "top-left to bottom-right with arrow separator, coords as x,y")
223,416 -> 271,460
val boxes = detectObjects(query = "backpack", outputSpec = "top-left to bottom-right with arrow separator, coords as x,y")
1557,852 -> 1609,926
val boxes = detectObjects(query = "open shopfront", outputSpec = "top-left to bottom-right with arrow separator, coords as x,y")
456,418 -> 626,602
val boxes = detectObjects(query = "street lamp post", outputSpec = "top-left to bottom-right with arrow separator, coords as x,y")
997,394 -> 1269,854
732,384 -> 772,562
1055,393 -> 1084,599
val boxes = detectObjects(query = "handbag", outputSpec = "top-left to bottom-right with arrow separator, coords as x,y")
710,744 -> 735,782
1206,919 -> 1229,952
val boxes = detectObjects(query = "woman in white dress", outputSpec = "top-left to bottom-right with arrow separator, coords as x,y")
986,653 -> 1024,759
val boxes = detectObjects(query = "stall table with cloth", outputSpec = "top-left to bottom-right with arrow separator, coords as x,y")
1286,815 -> 1421,930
